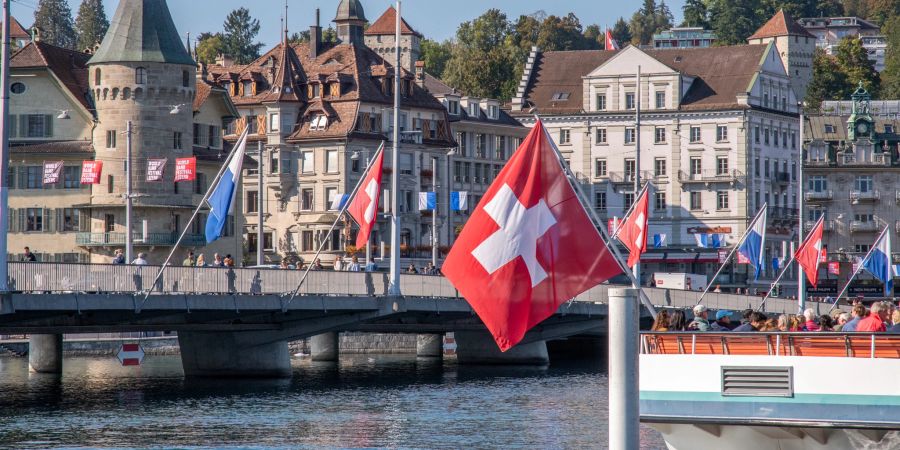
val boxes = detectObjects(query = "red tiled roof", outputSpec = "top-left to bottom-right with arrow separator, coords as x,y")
516,50 -> 618,115
749,10 -> 815,40
364,6 -> 421,37
11,41 -> 92,112
8,16 -> 30,39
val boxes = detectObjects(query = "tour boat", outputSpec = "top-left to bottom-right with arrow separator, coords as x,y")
640,332 -> 900,449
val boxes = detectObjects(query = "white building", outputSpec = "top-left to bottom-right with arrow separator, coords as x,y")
799,16 -> 887,72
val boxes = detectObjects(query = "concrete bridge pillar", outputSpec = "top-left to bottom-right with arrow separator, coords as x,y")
310,332 -> 339,362
29,334 -> 63,374
416,334 -> 443,358
178,331 -> 291,378
455,331 -> 549,365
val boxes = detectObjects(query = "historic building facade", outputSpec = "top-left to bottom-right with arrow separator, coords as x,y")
747,10 -> 817,100
510,14 -> 802,287
7,0 -> 242,263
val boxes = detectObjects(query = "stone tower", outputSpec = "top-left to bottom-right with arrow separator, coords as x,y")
363,6 -> 423,73
87,0 -> 196,262
747,10 -> 816,101
334,0 -> 366,45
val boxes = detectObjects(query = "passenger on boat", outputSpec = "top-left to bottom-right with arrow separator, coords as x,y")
651,309 -> 671,331
688,305 -> 711,331
777,314 -> 790,331
803,309 -> 820,331
857,302 -> 888,332
888,310 -> 900,333
818,315 -> 834,331
842,304 -> 868,332
833,313 -> 851,331
788,315 -> 803,331
710,310 -> 734,331
733,312 -> 767,332
668,309 -> 688,331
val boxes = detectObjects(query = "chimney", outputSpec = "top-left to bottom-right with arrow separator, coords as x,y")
216,53 -> 234,68
310,9 -> 322,59
415,60 -> 426,89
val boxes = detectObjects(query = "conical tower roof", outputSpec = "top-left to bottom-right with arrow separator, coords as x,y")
89,0 -> 194,65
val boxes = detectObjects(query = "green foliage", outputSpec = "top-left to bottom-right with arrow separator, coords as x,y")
707,0 -> 763,45
222,8 -> 264,65
805,37 -> 881,107
806,49 -> 849,108
289,30 -> 310,44
196,32 -> 225,65
681,0 -> 709,28
420,39 -> 452,79
834,36 -> 880,96
611,17 -> 632,47
74,0 -> 108,52
881,16 -> 900,98
442,9 -> 521,100
630,0 -> 674,45
33,0 -> 76,49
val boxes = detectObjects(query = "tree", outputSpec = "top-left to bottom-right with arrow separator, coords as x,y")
420,39 -> 452,79
681,0 -> 709,28
707,0 -> 763,45
655,1 -> 675,32
806,49 -> 850,108
611,17 -> 632,47
835,36 -> 880,96
583,24 -> 603,49
442,9 -> 520,100
74,0 -> 108,52
881,16 -> 900,98
867,0 -> 900,26
536,13 -> 596,51
629,0 -> 658,45
222,8 -> 264,64
33,0 -> 76,49
289,30 -> 310,44
196,32 -> 225,65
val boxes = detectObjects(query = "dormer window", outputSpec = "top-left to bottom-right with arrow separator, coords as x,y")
309,115 -> 328,131
448,100 -> 459,115
487,105 -> 499,120
824,124 -> 835,133
221,81 -> 232,94
551,92 -> 570,101
469,103 -> 479,117
135,67 -> 147,85
242,80 -> 253,97
308,84 -> 321,99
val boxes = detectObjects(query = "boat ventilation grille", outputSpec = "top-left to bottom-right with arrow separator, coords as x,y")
721,366 -> 793,398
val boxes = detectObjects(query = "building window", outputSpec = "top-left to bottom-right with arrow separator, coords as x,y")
448,100 -> 459,115
625,92 -> 635,110
690,192 -> 702,211
301,230 -> 314,252
596,94 -> 607,111
654,127 -> 666,144
559,129 -> 571,145
764,128 -> 770,145
351,158 -> 360,173
26,114 -> 52,138
107,175 -> 114,194
595,159 -> 607,177
301,188 -> 314,211
855,175 -> 873,192
10,82 -> 26,94
624,159 -> 636,179
269,113 -> 280,132
623,192 -> 635,210
754,126 -> 760,144
716,156 -> 729,175
476,134 -> 487,157
764,158 -> 770,176
104,214 -> 115,233
791,131 -> 797,149
182,70 -> 190,87
135,67 -> 146,84
246,191 -> 258,213
62,208 -> 79,232
690,157 -> 702,176
63,166 -> 81,189
655,192 -> 666,210
625,128 -> 635,144
94,68 -> 101,86
173,132 -> 183,150
399,153 -> 413,175
488,105 -> 499,119
716,125 -> 728,142
325,150 -> 338,173
269,153 -> 280,174
773,130 -> 779,146
595,191 -> 607,211
495,136 -> 507,160
23,166 -> 41,189
782,131 -> 788,148
24,208 -> 43,232
105,130 -> 117,149
596,128 -> 607,144
301,151 -> 314,173
655,91 -> 665,109
689,126 -> 701,143
654,158 -> 666,177
717,191 -> 729,210
856,244 -> 871,253
824,124 -> 835,133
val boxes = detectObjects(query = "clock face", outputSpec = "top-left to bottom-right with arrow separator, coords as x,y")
857,122 -> 869,134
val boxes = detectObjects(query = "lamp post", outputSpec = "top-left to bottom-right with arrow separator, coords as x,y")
0,0 -> 9,290
388,0 -> 402,295
432,156 -> 438,267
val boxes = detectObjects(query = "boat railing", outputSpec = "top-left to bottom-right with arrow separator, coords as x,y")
640,332 -> 900,359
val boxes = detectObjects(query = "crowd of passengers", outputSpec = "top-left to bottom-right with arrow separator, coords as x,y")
650,301 -> 900,333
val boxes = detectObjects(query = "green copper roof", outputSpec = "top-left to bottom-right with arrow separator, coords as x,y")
89,0 -> 194,66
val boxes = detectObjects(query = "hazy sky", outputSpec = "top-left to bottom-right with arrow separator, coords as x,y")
11,0 -> 688,47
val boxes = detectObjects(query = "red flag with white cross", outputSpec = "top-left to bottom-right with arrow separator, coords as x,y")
443,121 -> 623,351
347,144 -> 385,248
795,216 -> 825,287
618,187 -> 650,268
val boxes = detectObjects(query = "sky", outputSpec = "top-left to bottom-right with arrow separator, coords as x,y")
11,0 -> 688,47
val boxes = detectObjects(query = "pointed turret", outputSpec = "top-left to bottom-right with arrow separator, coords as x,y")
262,43 -> 305,103
89,0 -> 194,65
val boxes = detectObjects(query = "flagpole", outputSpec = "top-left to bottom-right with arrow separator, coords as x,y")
797,102 -> 806,314
283,145 -> 385,310
633,65 -> 641,291
387,0 -> 402,296
537,117 -> 657,318
756,258 -> 797,312
696,204 -> 768,305
136,129 -> 250,312
828,226 -> 889,313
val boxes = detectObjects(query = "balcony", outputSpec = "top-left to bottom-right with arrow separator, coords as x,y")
840,152 -> 891,166
608,171 -> 638,185
771,207 -> 799,220
774,172 -> 791,184
805,190 -> 833,202
850,220 -> 880,233
804,220 -> 834,232
677,169 -> 744,186
895,190 -> 900,204
850,190 -> 880,203
76,232 -> 206,247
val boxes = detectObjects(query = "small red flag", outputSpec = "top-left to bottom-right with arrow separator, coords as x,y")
347,147 -> 384,248
605,29 -> 620,50
795,217 -> 825,287
174,157 -> 197,182
80,161 -> 102,184
443,121 -> 622,351
618,188 -> 649,267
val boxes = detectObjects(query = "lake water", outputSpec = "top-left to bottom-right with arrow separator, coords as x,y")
0,355 -> 666,449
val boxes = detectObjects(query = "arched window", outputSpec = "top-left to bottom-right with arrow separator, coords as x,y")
182,70 -> 189,87
135,67 -> 147,85
94,68 -> 101,86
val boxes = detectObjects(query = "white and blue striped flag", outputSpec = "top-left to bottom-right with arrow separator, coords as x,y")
205,129 -> 248,243
330,193 -> 350,211
450,191 -> 468,211
653,233 -> 667,248
863,228 -> 893,296
737,205 -> 768,280
418,192 -> 437,211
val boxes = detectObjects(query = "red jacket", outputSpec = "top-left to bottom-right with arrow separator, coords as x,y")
856,314 -> 886,332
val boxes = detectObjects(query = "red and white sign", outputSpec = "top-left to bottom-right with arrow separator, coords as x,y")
146,158 -> 167,182
174,157 -> 196,182
443,120 -> 622,351
116,343 -> 145,366
43,161 -> 63,185
737,252 -> 750,265
828,261 -> 841,276
718,249 -> 729,264
80,161 -> 102,184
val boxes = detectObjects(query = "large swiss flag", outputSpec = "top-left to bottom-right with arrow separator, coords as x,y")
618,187 -> 649,268
795,216 -> 825,287
347,148 -> 385,248
443,121 -> 623,351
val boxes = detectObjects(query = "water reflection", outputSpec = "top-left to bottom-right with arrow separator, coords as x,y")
0,355 -> 666,449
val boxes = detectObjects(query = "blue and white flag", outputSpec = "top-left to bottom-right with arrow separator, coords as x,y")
205,130 -> 248,243
711,234 -> 724,248
737,205 -> 768,280
695,233 -> 709,248
418,192 -> 437,211
863,229 -> 893,296
450,191 -> 468,211
653,233 -> 667,248
330,193 -> 350,211
893,264 -> 900,277
772,257 -> 780,273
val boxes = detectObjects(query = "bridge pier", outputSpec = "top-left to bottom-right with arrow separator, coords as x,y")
416,334 -> 443,358
28,334 -> 63,374
178,331 -> 291,378
454,331 -> 549,365
310,332 -> 339,362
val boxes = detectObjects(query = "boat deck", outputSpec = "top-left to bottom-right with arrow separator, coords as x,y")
642,332 -> 900,359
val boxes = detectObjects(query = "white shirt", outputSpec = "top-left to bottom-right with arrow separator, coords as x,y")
132,258 -> 148,265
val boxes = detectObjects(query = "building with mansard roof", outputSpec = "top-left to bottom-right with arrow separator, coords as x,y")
509,11 -> 803,289
6,0 -> 242,264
